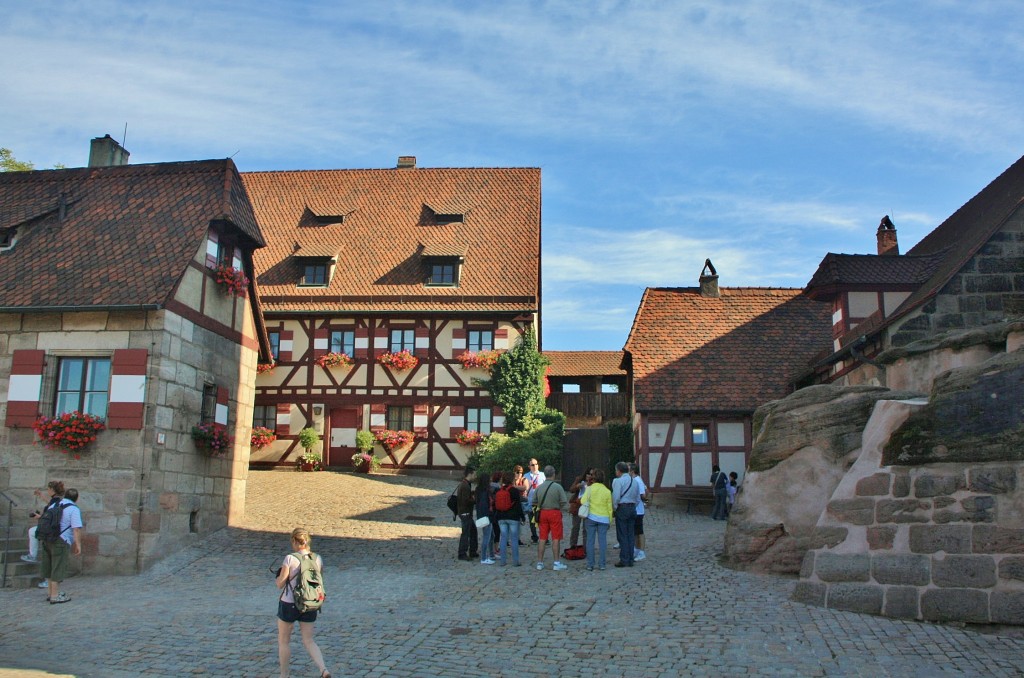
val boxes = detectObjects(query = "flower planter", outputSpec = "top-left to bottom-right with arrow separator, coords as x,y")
300,462 -> 318,472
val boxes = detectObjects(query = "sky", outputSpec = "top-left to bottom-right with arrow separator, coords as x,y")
3,1 -> 1023,350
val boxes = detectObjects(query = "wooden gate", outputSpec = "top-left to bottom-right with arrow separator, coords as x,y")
561,428 -> 609,487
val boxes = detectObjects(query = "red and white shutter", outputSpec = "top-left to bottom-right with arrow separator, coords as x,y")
5,349 -> 45,427
313,328 -> 329,359
493,406 -> 506,433
494,328 -> 510,350
414,326 -> 430,358
215,387 -> 229,430
413,403 -> 429,436
354,327 -> 369,359
373,326 -> 389,357
107,349 -> 148,429
451,328 -> 466,356
205,231 -> 220,269
275,404 -> 291,436
369,403 -> 387,432
278,331 -> 294,361
449,405 -> 465,436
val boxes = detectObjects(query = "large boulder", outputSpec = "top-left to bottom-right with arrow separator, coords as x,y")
724,385 -> 922,574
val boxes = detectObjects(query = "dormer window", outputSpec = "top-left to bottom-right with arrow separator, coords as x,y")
421,242 -> 465,288
300,206 -> 347,227
423,203 -> 468,225
429,261 -> 457,286
300,259 -> 331,287
434,213 -> 464,224
0,227 -> 16,251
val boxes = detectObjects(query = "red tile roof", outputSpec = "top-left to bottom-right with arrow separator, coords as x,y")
0,160 -> 262,310
624,287 -> 832,412
241,167 -> 541,313
805,252 -> 944,297
543,351 -> 626,377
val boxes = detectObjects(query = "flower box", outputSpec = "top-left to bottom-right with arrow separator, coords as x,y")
214,264 -> 249,297
33,411 -> 105,458
191,422 -> 231,456
455,430 -> 485,447
256,362 -> 276,374
377,350 -> 418,370
373,429 -> 415,451
315,352 -> 354,369
250,426 -> 277,450
456,350 -> 500,370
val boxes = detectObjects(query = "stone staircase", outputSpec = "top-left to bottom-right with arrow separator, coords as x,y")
0,529 -> 47,589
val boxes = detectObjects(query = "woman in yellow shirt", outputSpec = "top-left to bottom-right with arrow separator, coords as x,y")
580,469 -> 613,571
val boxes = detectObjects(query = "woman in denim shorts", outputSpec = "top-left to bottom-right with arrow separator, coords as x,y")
274,528 -> 331,678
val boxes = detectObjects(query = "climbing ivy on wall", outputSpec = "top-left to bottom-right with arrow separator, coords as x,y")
485,327 -> 549,435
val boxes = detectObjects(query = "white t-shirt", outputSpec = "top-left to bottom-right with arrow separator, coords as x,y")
634,477 -> 648,516
57,500 -> 83,546
280,551 -> 322,604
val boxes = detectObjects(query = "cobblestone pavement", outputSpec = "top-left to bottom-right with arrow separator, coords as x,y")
2,471 -> 1023,677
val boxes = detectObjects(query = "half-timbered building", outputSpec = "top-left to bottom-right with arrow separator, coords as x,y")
242,157 -> 541,470
622,261 -> 831,492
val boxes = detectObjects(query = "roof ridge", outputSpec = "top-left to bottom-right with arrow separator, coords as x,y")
242,166 -> 540,176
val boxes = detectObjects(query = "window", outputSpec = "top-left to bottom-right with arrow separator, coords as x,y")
386,405 -> 413,431
390,329 -> 415,353
217,241 -> 234,268
301,262 -> 328,286
201,383 -> 218,424
691,425 -> 709,445
562,383 -> 580,393
428,263 -> 456,286
330,330 -> 355,356
0,227 -> 15,249
468,330 -> 493,352
467,408 -> 492,434
55,357 -> 111,417
601,383 -> 619,393
253,405 -> 276,429
268,332 -> 280,361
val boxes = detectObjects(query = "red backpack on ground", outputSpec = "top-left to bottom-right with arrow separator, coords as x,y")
494,485 -> 514,512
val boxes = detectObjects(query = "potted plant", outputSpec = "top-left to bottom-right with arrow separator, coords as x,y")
373,429 -> 415,452
377,349 -> 419,370
256,361 -> 276,374
191,422 -> 231,457
351,451 -> 382,473
315,352 -> 354,369
297,427 -> 321,471
214,264 -> 250,297
353,430 -> 378,473
250,426 -> 277,451
33,411 -> 106,459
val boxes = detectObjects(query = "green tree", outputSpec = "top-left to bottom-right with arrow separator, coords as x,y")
484,327 -> 549,435
1,148 -> 34,172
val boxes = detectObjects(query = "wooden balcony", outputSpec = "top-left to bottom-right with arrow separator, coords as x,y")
546,392 -> 629,420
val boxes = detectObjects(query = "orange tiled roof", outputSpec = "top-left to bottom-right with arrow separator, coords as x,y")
0,160 -> 262,310
241,166 -> 541,313
544,351 -> 626,377
624,287 -> 832,412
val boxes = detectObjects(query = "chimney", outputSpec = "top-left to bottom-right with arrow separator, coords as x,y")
876,215 -> 899,256
698,258 -> 720,298
88,135 -> 130,167
396,156 -> 416,169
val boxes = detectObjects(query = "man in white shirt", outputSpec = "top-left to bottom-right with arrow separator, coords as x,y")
523,458 -> 546,544
40,488 -> 83,604
611,462 -> 642,567
629,463 -> 649,561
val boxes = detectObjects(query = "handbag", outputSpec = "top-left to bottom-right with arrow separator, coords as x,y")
475,516 -> 490,528
578,503 -> 590,519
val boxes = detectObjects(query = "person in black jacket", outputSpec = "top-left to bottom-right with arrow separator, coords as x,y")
710,465 -> 729,520
456,468 -> 477,561
493,471 -> 525,566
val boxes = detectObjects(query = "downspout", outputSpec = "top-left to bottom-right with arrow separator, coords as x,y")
134,334 -> 159,575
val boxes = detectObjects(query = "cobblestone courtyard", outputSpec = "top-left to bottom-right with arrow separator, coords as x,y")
1,470 -> 1022,677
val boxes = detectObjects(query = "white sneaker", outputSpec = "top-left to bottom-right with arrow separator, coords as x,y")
37,580 -> 48,588
20,555 -> 38,563
553,561 -> 568,571
536,562 -> 544,570
612,543 -> 619,549
635,550 -> 646,561
481,558 -> 495,565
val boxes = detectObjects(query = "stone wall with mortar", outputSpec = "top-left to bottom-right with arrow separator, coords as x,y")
0,308 -> 256,575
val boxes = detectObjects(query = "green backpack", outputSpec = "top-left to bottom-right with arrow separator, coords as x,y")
287,552 -> 326,613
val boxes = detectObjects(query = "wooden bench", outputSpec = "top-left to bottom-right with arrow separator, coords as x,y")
659,486 -> 715,515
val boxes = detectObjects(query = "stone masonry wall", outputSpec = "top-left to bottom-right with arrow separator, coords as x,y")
890,207 -> 1024,347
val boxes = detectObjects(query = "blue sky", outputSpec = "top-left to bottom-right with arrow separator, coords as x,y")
4,1 -> 1023,350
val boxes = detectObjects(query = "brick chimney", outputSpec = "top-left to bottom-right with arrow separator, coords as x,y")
699,258 -> 720,298
876,215 -> 899,256
397,156 -> 416,169
88,135 -> 130,167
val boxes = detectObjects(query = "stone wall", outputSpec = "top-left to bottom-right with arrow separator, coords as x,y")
889,207 -> 1024,347
0,308 -> 255,575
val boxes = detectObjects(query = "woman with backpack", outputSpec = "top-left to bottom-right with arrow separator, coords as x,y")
275,528 -> 331,678
493,471 -> 525,566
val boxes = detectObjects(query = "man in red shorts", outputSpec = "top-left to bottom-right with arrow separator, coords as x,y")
534,465 -> 570,571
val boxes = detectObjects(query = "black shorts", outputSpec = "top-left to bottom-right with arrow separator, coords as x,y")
634,514 -> 645,535
277,600 -> 317,623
